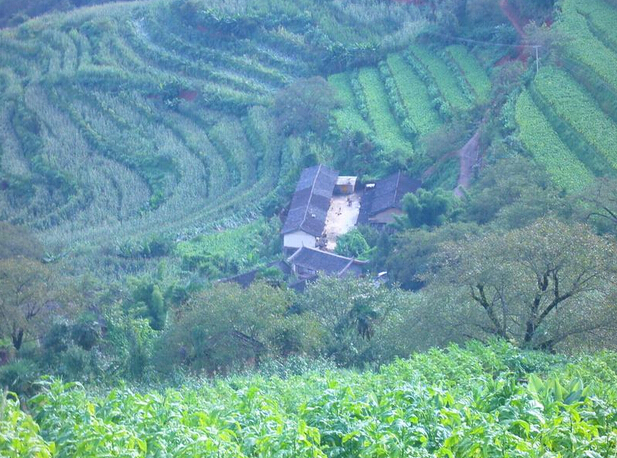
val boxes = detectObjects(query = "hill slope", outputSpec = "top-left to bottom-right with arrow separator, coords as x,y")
0,0 -> 489,277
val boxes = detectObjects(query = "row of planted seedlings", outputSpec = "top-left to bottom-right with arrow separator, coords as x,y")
533,66 -> 617,170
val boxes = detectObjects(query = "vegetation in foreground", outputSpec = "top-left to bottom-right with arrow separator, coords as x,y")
3,342 -> 617,457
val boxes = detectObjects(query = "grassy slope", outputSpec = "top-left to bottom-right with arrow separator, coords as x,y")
6,342 -> 617,457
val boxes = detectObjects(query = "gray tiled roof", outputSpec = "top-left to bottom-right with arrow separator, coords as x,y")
281,165 -> 338,236
358,172 -> 421,223
221,261 -> 292,288
287,246 -> 366,276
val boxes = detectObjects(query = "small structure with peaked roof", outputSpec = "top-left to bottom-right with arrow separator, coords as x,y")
358,171 -> 421,227
287,246 -> 366,280
220,261 -> 292,288
281,165 -> 338,252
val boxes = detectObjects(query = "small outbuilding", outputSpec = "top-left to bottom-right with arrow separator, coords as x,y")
334,176 -> 357,195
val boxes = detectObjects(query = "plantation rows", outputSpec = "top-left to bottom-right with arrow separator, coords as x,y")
3,342 -> 617,457
0,0 -> 495,269
0,1 -> 306,249
513,0 -> 617,190
329,47 -> 490,163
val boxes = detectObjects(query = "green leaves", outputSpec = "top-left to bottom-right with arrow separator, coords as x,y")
515,89 -> 593,192
7,343 -> 617,457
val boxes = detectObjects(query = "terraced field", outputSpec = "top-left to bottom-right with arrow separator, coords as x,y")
0,0 -> 494,275
385,53 -> 442,138
328,73 -> 372,135
445,45 -> 491,105
513,0 -> 617,190
357,67 -> 414,157
557,0 -> 617,94
329,47 -> 487,159
407,45 -> 474,112
0,1 -> 308,252
515,90 -> 593,192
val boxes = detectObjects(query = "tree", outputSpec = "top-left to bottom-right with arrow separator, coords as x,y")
156,282 -> 321,374
335,229 -> 371,259
575,177 -> 617,235
400,188 -> 457,229
386,223 -> 481,290
465,156 -> 554,225
427,218 -> 617,351
0,257 -> 57,350
274,77 -> 338,136
299,277 -> 406,365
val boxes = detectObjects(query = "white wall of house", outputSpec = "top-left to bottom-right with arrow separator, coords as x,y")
283,230 -> 317,249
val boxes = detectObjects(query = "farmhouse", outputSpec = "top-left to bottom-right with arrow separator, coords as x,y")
358,171 -> 421,228
281,165 -> 338,253
287,246 -> 367,280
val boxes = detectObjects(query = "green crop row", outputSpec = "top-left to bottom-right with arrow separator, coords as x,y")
408,45 -> 473,112
328,72 -> 373,135
7,342 -> 617,458
357,67 -> 414,157
515,90 -> 593,192
386,53 -> 442,138
445,45 -> 491,104
403,50 -> 452,120
377,61 -> 417,139
557,0 -> 617,94
573,0 -> 617,51
534,66 -> 617,169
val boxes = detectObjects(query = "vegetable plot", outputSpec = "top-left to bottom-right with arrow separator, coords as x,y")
4,342 -> 617,458
386,54 -> 442,138
515,90 -> 593,191
534,66 -> 617,169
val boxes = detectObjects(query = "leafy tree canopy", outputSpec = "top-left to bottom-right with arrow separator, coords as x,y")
426,217 -> 617,351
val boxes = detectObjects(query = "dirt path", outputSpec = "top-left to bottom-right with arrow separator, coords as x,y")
454,129 -> 481,197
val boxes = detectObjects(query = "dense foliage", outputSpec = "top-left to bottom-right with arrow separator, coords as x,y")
2,5 -> 617,457
3,342 -> 617,457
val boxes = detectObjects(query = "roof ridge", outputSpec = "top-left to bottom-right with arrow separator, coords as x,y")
338,259 -> 355,276
287,247 -> 303,262
299,164 -> 323,233
393,171 -> 402,206
299,246 -> 356,262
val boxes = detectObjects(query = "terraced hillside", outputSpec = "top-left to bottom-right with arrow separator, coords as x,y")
329,48 -> 490,162
0,1 -> 314,252
0,0 -> 492,273
514,0 -> 617,192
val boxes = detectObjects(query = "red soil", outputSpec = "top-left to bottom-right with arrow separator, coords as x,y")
179,90 -> 199,101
